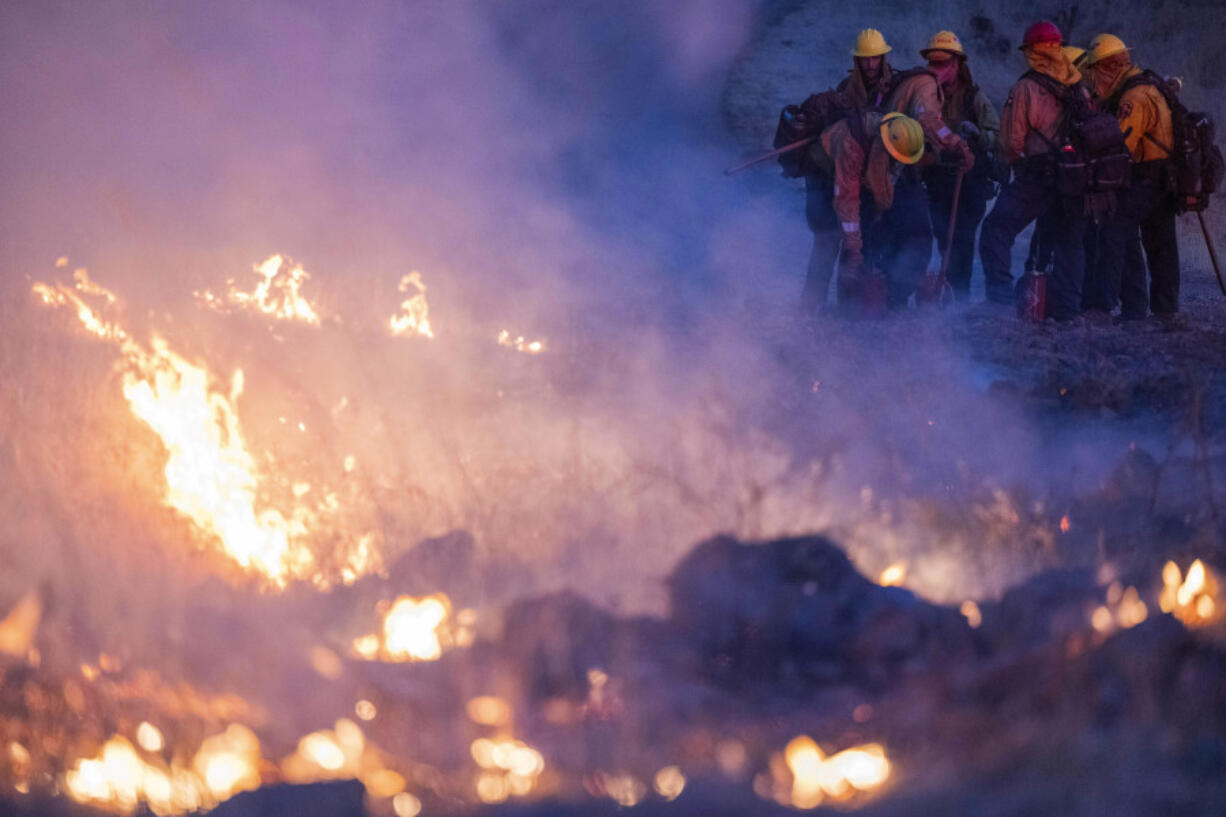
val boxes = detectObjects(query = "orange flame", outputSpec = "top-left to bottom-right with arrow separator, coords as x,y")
497,330 -> 546,354
1159,559 -> 1218,627
194,254 -> 322,325
388,272 -> 434,338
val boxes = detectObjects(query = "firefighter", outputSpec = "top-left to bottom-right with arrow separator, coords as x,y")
1082,34 -> 1180,322
838,29 -> 895,108
918,31 -> 1000,300
978,21 -> 1089,321
819,110 -> 929,309
1029,45 -> 1090,280
802,29 -> 897,313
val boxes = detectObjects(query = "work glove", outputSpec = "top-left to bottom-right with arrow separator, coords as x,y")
959,121 -> 981,142
839,229 -> 864,278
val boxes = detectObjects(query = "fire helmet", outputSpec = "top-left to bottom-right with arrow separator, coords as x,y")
879,113 -> 925,165
1085,33 -> 1129,66
852,28 -> 892,58
920,30 -> 966,61
1062,45 -> 1087,66
1019,21 -> 1062,51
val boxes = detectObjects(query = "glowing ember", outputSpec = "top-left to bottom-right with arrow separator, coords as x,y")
1091,582 -> 1149,634
388,271 -> 434,338
137,722 -> 165,753
192,724 -> 262,802
878,562 -> 906,587
355,700 -> 378,721
497,330 -> 546,354
960,600 -> 982,628
0,590 -> 41,658
653,765 -> 686,801
471,736 -> 545,801
195,254 -> 322,325
1059,515 -> 1070,532
1159,559 -> 1219,628
467,696 -> 513,727
392,791 -> 423,817
596,772 -> 646,807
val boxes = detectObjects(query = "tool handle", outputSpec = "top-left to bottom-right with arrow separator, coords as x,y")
1197,211 -> 1226,298
938,169 -> 966,281
724,135 -> 819,176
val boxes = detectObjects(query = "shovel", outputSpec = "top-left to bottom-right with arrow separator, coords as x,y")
917,167 -> 963,307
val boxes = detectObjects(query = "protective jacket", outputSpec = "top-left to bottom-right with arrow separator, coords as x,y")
999,46 -> 1086,164
885,70 -> 965,155
1103,66 -> 1173,162
837,62 -> 895,109
819,111 -> 896,255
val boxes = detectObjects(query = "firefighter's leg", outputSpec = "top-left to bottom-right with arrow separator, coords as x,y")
1142,194 -> 1181,316
882,176 -> 933,308
1047,196 -> 1089,322
979,170 -> 1051,305
1120,234 -> 1149,319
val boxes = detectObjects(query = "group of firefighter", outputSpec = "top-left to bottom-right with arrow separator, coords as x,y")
778,21 -> 1218,325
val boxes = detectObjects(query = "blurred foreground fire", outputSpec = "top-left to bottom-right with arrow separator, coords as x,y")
352,594 -> 475,662
1159,559 -> 1219,627
756,736 -> 890,809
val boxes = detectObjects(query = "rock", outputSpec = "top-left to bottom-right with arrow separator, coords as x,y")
667,535 -> 974,689
206,780 -> 365,817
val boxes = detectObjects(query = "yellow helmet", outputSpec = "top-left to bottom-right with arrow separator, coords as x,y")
1062,45 -> 1087,66
879,113 -> 924,165
852,28 -> 892,58
1085,33 -> 1128,65
920,30 -> 965,60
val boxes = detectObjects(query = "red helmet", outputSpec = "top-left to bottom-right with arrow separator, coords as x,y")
1019,21 -> 1062,51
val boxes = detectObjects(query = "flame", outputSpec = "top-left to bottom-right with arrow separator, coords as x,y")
878,562 -> 906,587
64,725 -> 260,815
1159,559 -> 1219,627
194,254 -> 322,325
353,593 -> 458,662
471,736 -> 545,801
388,272 -> 434,338
32,267 -> 386,588
769,736 -> 890,809
0,590 -> 42,658
497,330 -> 546,354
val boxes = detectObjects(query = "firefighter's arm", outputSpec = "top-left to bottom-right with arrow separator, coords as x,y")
974,89 -> 1002,150
913,77 -> 970,167
1117,86 -> 1161,158
998,82 -> 1031,164
830,135 -> 865,260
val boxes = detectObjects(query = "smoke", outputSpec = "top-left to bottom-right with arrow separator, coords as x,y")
0,0 -> 1139,658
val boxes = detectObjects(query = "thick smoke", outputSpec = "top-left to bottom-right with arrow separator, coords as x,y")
0,0 -> 1136,656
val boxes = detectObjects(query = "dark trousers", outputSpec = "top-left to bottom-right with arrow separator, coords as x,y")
1139,194 -> 1181,315
1085,167 -> 1180,317
801,174 -> 840,311
863,174 -> 933,308
979,161 -> 1087,320
925,167 -> 990,299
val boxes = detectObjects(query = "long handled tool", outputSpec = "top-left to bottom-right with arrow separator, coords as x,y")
724,135 -> 818,176
1197,211 -> 1226,297
918,168 -> 964,306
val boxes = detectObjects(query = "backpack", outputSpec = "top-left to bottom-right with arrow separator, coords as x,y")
774,89 -> 852,177
1113,70 -> 1224,213
1024,70 -> 1132,198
